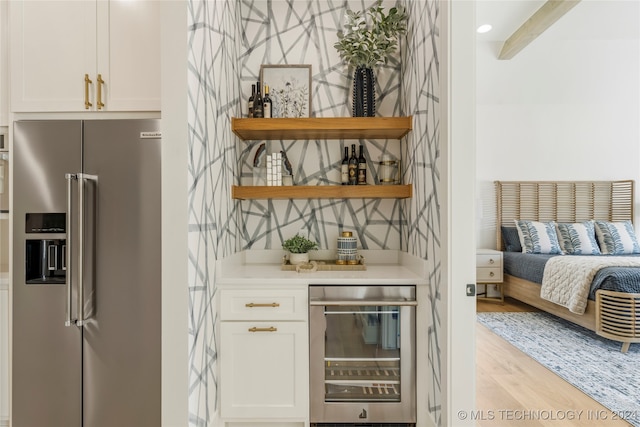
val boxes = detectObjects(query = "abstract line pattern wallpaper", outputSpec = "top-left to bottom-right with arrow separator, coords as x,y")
187,0 -> 441,425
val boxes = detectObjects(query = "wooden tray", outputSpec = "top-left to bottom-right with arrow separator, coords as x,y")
281,258 -> 366,272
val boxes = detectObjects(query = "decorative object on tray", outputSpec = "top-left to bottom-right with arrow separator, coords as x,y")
336,231 -> 359,265
282,233 -> 318,265
281,255 -> 366,272
334,0 -> 407,117
260,64 -> 312,118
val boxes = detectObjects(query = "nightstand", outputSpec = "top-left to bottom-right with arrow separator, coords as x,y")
476,249 -> 504,303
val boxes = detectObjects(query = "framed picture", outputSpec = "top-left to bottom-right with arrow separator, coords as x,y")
260,64 -> 312,118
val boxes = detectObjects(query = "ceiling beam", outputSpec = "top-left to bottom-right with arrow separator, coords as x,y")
498,0 -> 582,60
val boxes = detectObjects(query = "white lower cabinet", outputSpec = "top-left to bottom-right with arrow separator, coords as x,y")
219,288 -> 308,423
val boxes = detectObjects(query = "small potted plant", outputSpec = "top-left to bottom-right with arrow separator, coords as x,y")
282,233 -> 318,265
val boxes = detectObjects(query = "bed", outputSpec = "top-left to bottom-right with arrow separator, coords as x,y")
495,180 -> 640,352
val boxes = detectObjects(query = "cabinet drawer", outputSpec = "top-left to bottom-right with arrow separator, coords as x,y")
220,289 -> 307,321
477,267 -> 502,283
476,254 -> 502,268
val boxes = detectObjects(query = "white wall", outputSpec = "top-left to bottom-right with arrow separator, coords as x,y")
476,1 -> 640,249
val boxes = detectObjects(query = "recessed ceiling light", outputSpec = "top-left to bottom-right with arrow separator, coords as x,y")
477,24 -> 493,34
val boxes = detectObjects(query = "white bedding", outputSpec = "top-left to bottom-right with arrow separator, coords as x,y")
540,256 -> 640,314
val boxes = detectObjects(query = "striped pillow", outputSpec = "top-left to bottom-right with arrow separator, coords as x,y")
556,221 -> 601,255
515,220 -> 563,254
594,220 -> 640,255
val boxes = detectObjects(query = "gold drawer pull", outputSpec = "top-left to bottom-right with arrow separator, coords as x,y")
489,272 -> 495,277
245,302 -> 280,308
489,258 -> 495,264
248,326 -> 277,333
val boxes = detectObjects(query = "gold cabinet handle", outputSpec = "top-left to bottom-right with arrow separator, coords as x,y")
489,271 -> 495,277
248,326 -> 277,332
84,74 -> 93,109
489,258 -> 495,264
96,74 -> 105,110
245,302 -> 280,308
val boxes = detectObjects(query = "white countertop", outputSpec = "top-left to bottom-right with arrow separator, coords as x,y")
216,250 -> 428,286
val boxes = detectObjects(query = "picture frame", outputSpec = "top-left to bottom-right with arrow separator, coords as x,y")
260,64 -> 312,118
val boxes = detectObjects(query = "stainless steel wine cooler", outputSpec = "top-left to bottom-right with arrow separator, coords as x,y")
309,285 -> 417,424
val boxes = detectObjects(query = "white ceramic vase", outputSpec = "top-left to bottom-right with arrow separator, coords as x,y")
288,252 -> 310,265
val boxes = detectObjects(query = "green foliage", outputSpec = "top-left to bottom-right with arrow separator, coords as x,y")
282,233 -> 319,254
334,0 -> 408,68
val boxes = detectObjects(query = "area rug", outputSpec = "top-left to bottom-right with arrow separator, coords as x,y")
477,311 -> 640,427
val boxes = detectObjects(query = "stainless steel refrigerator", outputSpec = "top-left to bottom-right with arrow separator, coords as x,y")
12,120 -> 161,427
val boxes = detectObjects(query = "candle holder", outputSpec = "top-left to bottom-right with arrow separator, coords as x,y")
377,155 -> 400,185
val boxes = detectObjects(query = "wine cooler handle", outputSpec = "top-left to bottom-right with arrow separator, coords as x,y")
65,173 -> 77,327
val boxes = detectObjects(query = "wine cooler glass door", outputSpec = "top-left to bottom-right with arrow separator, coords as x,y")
324,304 -> 401,402
309,285 -> 416,423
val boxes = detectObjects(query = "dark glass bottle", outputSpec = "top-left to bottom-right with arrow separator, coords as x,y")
248,84 -> 255,118
357,144 -> 367,185
348,144 -> 358,185
253,81 -> 264,118
263,85 -> 272,118
341,147 -> 349,185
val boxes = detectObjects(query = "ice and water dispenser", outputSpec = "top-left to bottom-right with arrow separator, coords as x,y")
25,213 -> 66,284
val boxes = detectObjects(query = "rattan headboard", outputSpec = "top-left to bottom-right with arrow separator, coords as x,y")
495,180 -> 635,250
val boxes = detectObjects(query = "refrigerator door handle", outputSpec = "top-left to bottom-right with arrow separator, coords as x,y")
77,173 -> 85,326
65,173 -> 77,327
76,172 -> 98,326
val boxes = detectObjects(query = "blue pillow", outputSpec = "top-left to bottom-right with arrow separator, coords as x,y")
501,226 -> 522,252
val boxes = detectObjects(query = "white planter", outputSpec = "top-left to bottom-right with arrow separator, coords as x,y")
288,252 -> 310,265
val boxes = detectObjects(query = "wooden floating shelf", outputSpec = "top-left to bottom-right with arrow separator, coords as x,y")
231,117 -> 413,141
232,184 -> 412,200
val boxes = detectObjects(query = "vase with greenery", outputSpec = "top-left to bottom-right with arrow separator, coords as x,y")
282,233 -> 318,265
334,0 -> 408,117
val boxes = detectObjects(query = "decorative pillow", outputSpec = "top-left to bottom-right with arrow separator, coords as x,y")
501,226 -> 523,252
514,220 -> 563,254
556,221 -> 601,255
594,220 -> 640,254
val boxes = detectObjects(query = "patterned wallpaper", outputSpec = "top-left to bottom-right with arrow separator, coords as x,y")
187,0 -> 441,425
401,1 -> 443,424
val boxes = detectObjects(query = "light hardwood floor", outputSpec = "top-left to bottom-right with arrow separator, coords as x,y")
476,298 -> 632,427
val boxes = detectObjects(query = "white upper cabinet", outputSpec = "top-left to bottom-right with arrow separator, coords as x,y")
10,0 -> 160,113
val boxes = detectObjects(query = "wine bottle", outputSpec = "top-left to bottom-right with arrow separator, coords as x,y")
341,147 -> 349,185
253,81 -> 264,118
357,144 -> 367,185
348,144 -> 358,185
248,84 -> 255,118
263,85 -> 272,118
